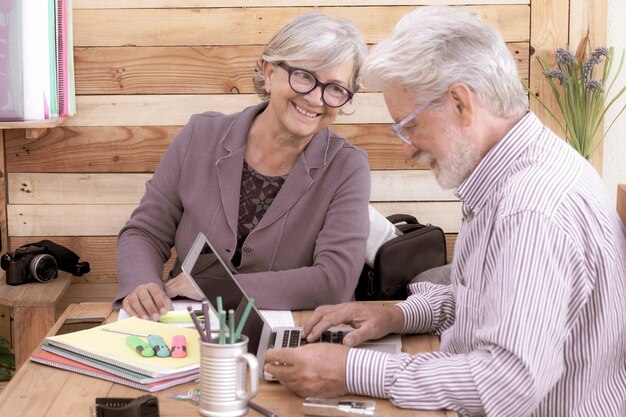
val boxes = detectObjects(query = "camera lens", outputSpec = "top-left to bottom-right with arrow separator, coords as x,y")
29,254 -> 58,282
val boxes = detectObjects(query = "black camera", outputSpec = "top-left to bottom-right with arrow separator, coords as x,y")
1,244 -> 58,285
1,240 -> 90,286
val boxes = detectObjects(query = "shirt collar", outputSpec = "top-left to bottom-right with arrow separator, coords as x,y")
455,111 -> 544,218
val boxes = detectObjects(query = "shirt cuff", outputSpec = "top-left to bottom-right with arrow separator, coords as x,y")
346,348 -> 401,399
397,295 -> 433,334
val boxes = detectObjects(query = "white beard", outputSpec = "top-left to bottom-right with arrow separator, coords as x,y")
413,126 -> 481,190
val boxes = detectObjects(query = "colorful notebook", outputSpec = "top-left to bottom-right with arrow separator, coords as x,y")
46,316 -> 201,378
39,342 -> 199,384
31,350 -> 198,392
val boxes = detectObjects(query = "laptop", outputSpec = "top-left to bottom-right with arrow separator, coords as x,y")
181,232 -> 402,380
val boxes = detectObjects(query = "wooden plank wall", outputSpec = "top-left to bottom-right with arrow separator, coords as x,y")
0,0 -> 605,316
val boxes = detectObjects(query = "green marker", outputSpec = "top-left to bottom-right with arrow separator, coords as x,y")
125,335 -> 155,357
147,334 -> 170,357
158,310 -> 192,323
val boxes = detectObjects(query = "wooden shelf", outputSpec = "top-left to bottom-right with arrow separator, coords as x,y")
0,118 -> 66,139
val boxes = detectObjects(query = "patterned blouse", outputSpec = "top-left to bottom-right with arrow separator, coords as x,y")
233,161 -> 286,267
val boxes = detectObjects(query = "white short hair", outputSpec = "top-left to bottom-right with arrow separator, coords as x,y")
361,6 -> 528,117
253,13 -> 367,100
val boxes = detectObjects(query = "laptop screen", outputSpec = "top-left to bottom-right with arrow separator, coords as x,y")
182,233 -> 267,355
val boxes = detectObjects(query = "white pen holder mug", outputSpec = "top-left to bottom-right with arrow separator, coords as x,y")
198,335 -> 259,417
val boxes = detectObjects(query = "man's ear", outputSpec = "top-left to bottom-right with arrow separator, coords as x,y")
447,82 -> 474,126
262,61 -> 275,94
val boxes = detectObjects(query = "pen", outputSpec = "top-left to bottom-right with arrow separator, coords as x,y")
249,400 -> 279,417
188,306 -> 207,342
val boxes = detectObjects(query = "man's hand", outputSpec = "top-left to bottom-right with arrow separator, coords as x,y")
122,282 -> 173,321
264,344 -> 349,398
163,272 -> 203,300
303,302 -> 405,347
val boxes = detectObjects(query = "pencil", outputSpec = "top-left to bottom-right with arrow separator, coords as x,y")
233,298 -> 255,342
216,296 -> 223,318
202,299 -> 211,341
228,309 -> 235,344
187,306 -> 207,343
218,309 -> 226,344
249,400 -> 279,417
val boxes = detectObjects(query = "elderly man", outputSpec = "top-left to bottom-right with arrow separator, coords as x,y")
264,6 -> 626,417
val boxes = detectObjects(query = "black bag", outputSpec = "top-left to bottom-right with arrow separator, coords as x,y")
355,214 -> 447,301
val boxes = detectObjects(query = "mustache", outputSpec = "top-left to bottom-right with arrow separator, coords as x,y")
411,150 -> 435,165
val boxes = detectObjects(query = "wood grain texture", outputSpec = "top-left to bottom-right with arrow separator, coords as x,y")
4,124 -> 423,172
74,43 -> 529,95
74,0 -> 529,8
7,171 -> 456,204
569,0 -> 607,171
7,202 -> 462,236
528,0 -> 570,137
0,305 -> 11,347
12,306 -> 57,369
62,94 -> 389,126
73,6 -> 529,47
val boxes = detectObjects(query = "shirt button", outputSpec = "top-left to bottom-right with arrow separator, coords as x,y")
242,245 -> 253,255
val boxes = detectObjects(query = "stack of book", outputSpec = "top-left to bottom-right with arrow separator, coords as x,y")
0,0 -> 76,122
30,317 -> 202,392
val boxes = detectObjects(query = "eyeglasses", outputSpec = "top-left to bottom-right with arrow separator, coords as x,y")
390,101 -> 432,145
278,63 -> 354,108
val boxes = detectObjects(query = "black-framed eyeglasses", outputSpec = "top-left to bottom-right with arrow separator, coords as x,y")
278,63 -> 354,108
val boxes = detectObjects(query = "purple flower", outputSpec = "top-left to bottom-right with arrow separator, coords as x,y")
584,50 -> 606,83
591,47 -> 609,58
556,48 -> 576,65
545,69 -> 569,85
586,79 -> 603,92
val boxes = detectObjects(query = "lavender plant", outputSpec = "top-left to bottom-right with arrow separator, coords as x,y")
533,46 -> 626,159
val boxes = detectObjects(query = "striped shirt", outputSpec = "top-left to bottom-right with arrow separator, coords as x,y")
346,112 -> 626,416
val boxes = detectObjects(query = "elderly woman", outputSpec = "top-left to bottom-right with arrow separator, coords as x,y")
114,13 -> 370,320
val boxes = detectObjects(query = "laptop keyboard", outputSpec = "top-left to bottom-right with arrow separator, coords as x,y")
280,329 -> 345,348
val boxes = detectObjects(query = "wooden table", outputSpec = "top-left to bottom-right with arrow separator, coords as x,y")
0,271 -> 73,369
0,302 -> 457,417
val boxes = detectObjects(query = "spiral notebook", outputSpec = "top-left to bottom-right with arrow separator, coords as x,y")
30,350 -> 198,392
45,316 -> 201,378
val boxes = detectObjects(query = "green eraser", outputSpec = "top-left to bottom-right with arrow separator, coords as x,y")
158,310 -> 192,323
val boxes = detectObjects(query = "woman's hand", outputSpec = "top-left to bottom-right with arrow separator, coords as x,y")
164,272 -> 204,301
122,282 -> 173,321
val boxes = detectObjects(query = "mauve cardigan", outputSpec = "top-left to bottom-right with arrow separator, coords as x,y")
114,101 -> 371,310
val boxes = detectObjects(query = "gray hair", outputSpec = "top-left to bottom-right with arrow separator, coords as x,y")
360,6 -> 528,117
253,13 -> 367,101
